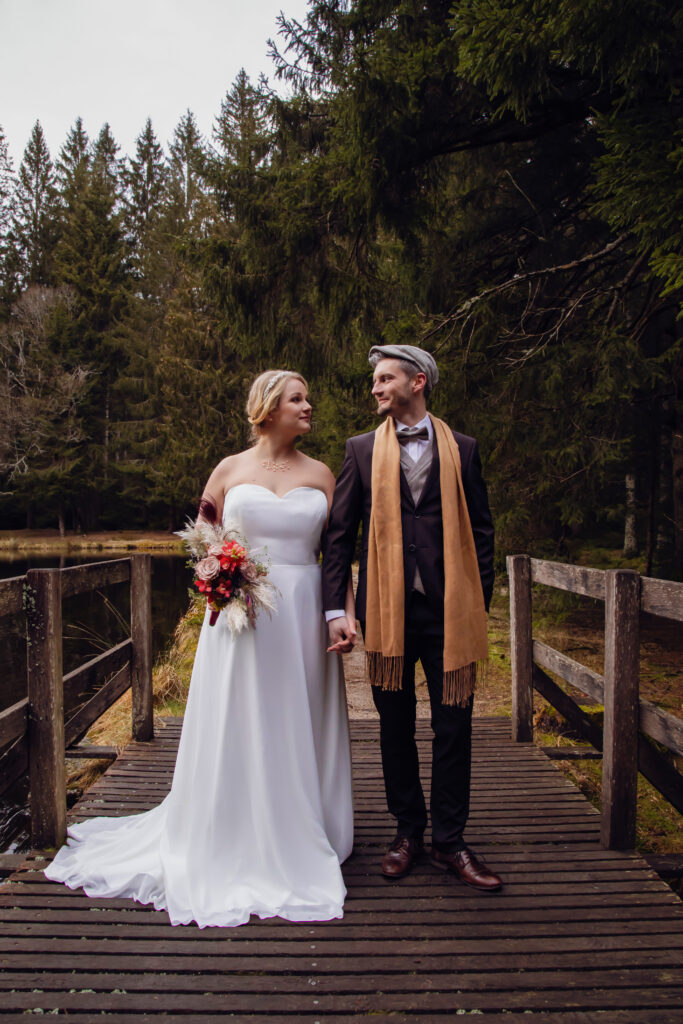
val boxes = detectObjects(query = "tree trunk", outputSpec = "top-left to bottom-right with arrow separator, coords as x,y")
645,406 -> 660,578
57,505 -> 65,538
673,428 -> 683,578
103,384 -> 110,484
653,397 -> 675,577
623,473 -> 638,557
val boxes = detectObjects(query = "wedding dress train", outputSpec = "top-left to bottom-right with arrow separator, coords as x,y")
45,484 -> 354,927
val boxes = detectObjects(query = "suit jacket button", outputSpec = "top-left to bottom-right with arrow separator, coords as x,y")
408,543 -> 416,553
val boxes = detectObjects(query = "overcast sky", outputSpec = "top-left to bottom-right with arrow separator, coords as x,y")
0,0 -> 311,167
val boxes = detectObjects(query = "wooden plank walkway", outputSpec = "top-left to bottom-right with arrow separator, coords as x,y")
1,716 -> 682,1021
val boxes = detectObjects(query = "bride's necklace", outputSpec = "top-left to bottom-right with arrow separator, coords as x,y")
261,457 -> 291,473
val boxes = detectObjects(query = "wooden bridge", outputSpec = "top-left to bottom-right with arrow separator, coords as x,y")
0,555 -> 682,1018
0,717 -> 682,1019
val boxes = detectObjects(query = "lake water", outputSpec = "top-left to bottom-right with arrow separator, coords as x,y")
0,553 -> 193,852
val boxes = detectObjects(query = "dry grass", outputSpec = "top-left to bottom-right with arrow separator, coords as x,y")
0,529 -> 183,555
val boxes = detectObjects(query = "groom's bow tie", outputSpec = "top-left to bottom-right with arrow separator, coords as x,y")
396,426 -> 429,444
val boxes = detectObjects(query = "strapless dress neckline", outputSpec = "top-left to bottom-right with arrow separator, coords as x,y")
228,483 -> 327,502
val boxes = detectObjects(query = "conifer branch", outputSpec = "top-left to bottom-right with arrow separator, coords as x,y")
424,233 -> 631,340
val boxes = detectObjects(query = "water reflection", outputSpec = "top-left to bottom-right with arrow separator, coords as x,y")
0,553 -> 192,853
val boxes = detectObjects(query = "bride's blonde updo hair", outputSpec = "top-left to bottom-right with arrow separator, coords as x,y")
247,370 -> 308,442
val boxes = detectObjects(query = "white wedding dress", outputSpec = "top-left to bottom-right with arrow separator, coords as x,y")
45,484 -> 354,927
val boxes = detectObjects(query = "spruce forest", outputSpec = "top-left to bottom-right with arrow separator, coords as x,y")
0,0 -> 681,577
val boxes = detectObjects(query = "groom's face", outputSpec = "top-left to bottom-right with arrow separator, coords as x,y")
371,358 -> 416,418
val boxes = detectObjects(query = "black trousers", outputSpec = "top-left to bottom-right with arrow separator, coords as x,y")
370,590 -> 473,852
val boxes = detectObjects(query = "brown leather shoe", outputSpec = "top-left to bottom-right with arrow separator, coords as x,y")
381,835 -> 424,879
429,846 -> 502,891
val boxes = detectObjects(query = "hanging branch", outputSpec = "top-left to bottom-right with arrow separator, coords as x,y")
423,232 -> 631,341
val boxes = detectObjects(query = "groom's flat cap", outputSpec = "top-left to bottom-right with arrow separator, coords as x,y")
368,344 -> 439,391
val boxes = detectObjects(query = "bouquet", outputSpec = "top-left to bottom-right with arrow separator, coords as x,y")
176,518 -> 278,634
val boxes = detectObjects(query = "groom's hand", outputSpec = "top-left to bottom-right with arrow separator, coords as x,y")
327,615 -> 357,653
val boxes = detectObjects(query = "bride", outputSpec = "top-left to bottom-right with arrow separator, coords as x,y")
45,370 -> 355,927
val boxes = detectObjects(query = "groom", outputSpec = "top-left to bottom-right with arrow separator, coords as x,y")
322,344 -> 501,890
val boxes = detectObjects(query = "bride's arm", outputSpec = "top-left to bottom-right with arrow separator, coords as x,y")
197,457 -> 232,525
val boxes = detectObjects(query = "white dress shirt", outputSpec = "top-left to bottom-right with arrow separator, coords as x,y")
325,415 -> 433,622
395,412 -> 433,462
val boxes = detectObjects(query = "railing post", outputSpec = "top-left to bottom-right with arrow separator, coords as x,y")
601,569 -> 640,849
26,569 -> 66,848
507,554 -> 534,742
130,554 -> 153,741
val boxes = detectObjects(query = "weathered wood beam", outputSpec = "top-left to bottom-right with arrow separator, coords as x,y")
533,641 -> 604,704
63,639 -> 133,715
643,853 -> 683,879
64,665 -> 131,749
637,734 -> 683,816
0,697 -> 28,748
601,569 -> 640,851
543,748 -> 603,760
0,853 -> 28,878
26,568 -> 66,849
130,554 -> 153,742
640,576 -> 683,623
530,559 -> 605,600
59,558 -> 130,600
0,575 -> 25,617
507,554 -> 533,743
533,640 -> 683,757
532,665 -> 604,751
0,735 -> 29,798
65,744 -> 117,760
639,699 -> 683,759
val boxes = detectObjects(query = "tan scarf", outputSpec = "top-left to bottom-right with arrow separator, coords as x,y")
365,414 -> 488,706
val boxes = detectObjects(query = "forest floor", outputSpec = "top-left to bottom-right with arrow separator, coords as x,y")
73,569 -> 682,863
0,529 -> 183,554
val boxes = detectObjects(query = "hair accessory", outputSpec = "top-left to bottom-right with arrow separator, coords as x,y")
263,371 -> 290,402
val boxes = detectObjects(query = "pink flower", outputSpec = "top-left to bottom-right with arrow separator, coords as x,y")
195,555 -> 221,581
207,544 -> 224,557
240,560 -> 260,583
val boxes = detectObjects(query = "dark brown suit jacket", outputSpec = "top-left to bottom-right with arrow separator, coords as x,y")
322,427 -> 494,621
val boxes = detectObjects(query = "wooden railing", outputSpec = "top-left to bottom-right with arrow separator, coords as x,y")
507,555 -> 683,850
0,555 -> 153,848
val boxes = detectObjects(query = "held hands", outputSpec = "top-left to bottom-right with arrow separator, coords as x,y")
327,615 -> 358,654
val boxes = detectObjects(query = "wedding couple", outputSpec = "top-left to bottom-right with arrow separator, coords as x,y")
45,343 -> 500,927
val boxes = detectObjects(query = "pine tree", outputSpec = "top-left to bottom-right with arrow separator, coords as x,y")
13,122 -> 59,286
152,259 -> 244,526
53,123 -> 133,525
56,117 -> 90,209
93,123 -> 123,202
123,118 -> 168,273
168,110 -> 208,229
214,70 -> 272,169
0,125 -> 19,315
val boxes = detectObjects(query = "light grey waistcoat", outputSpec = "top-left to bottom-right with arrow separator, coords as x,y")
399,441 -> 434,595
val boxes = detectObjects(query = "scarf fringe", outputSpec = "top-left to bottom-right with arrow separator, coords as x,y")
367,651 -> 404,691
442,659 -> 487,707
367,652 -> 487,707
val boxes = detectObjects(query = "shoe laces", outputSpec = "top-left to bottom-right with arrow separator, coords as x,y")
389,836 -> 412,852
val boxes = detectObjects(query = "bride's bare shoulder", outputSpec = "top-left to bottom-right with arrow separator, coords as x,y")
206,451 -> 252,491
299,453 -> 336,494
